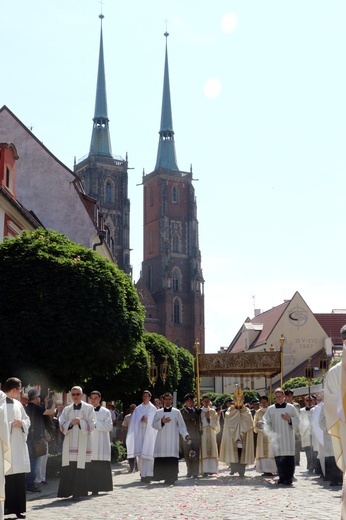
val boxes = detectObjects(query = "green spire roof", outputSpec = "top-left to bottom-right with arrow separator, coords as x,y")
155,32 -> 179,171
89,14 -> 112,157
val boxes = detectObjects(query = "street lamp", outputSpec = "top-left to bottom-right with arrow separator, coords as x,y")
149,355 -> 158,387
148,355 -> 170,391
305,357 -> 314,399
194,340 -> 200,407
305,357 -> 314,468
160,355 -> 169,386
319,347 -> 329,389
280,333 -> 285,388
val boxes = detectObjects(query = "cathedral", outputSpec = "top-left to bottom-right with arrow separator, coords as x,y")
75,16 -> 205,354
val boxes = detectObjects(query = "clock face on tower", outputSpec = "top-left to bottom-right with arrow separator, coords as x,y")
288,306 -> 308,327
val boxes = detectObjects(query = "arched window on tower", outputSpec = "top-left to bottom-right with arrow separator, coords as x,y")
172,234 -> 179,253
172,267 -> 182,291
172,185 -> 178,203
149,228 -> 153,254
148,265 -> 153,291
173,297 -> 182,324
105,181 -> 112,203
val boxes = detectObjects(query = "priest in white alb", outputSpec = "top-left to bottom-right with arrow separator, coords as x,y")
57,386 -> 96,501
126,390 -> 158,483
200,395 -> 220,476
87,391 -> 113,495
151,393 -> 190,485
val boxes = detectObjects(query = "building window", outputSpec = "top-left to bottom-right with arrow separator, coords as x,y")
148,265 -> 153,291
173,298 -> 182,324
172,185 -> 178,203
150,187 -> 154,206
172,234 -> 179,253
5,166 -> 13,192
149,228 -> 153,254
105,181 -> 112,203
172,267 -> 182,291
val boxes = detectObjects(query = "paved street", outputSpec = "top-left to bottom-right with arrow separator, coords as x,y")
24,453 -> 341,520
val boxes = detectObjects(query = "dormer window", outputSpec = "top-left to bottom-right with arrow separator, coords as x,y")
5,166 -> 13,192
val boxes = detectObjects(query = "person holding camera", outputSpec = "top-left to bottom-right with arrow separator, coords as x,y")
26,388 -> 57,493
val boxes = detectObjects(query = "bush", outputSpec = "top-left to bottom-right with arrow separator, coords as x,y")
111,441 -> 126,463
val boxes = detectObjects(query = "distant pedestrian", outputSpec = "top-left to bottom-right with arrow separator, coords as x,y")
57,386 -> 96,501
26,388 -> 57,491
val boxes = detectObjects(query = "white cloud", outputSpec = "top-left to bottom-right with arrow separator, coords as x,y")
221,12 -> 238,34
203,77 -> 222,99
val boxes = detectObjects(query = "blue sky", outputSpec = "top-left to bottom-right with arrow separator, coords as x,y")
2,1 -> 346,352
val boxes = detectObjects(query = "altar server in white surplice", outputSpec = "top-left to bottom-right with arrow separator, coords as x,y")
263,388 -> 299,486
126,390 -> 158,483
0,390 -> 10,520
57,386 -> 96,501
87,391 -> 113,495
4,377 -> 30,519
151,393 -> 190,485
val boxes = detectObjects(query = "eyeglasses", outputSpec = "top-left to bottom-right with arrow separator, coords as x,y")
72,393 -> 81,396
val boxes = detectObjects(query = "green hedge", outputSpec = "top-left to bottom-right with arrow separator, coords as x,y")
111,441 -> 127,463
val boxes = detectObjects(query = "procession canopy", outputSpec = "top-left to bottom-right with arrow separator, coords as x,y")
198,351 -> 281,378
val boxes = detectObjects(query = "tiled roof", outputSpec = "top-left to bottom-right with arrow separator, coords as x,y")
314,313 -> 346,346
229,300 -> 290,353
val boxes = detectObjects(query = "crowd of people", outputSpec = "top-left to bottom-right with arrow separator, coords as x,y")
0,382 -> 115,519
123,386 -> 343,491
1,325 -> 346,519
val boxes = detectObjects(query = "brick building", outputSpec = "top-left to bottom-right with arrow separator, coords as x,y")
136,33 -> 205,354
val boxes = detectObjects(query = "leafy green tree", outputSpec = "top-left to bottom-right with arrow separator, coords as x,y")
176,347 -> 195,404
82,341 -> 150,403
0,229 -> 145,389
283,377 -> 309,390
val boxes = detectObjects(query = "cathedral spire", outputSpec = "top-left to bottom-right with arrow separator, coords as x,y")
89,14 -> 112,157
155,32 -> 179,171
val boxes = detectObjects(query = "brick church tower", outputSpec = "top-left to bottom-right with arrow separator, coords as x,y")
136,33 -> 205,354
74,15 -> 131,274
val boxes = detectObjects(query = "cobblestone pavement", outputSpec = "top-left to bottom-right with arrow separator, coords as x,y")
23,453 -> 342,520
